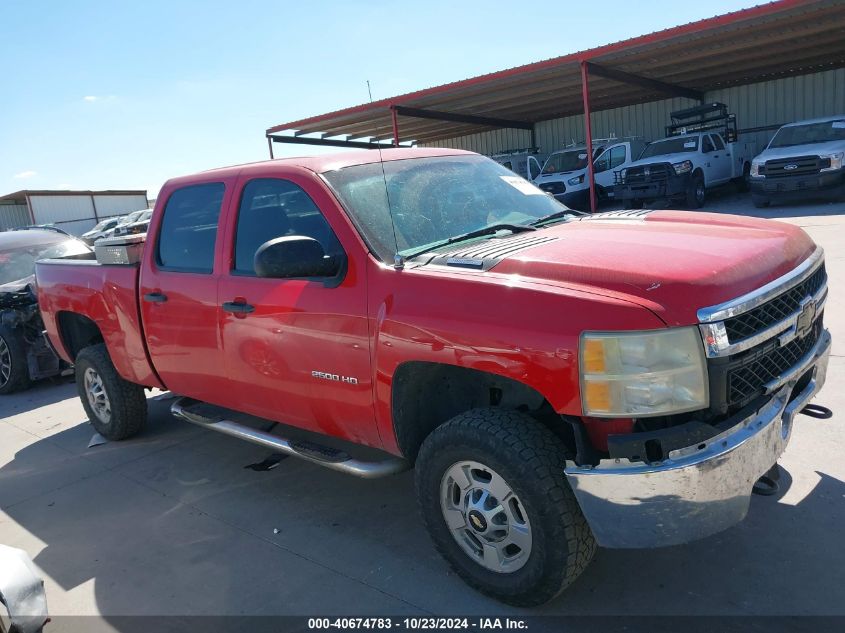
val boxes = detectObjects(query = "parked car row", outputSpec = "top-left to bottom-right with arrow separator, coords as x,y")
80,208 -> 152,245
493,104 -> 845,211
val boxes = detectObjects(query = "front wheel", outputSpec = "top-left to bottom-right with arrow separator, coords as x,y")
415,408 -> 596,606
686,172 -> 706,208
75,344 -> 147,440
0,325 -> 31,395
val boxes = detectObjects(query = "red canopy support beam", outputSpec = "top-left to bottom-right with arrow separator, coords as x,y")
580,60 -> 597,214
391,105 -> 400,147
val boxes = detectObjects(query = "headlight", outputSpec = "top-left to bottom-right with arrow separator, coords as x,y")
580,327 -> 708,417
567,175 -> 584,186
617,168 -> 627,182
672,160 -> 693,175
821,151 -> 844,171
750,160 -> 763,177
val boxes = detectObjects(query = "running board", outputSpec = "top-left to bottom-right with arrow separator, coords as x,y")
171,398 -> 409,479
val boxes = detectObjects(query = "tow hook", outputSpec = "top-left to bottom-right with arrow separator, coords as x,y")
752,404 -> 833,496
799,404 -> 833,419
753,464 -> 781,496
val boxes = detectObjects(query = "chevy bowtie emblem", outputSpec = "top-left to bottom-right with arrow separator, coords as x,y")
796,298 -> 816,339
644,167 -> 651,177
784,163 -> 798,170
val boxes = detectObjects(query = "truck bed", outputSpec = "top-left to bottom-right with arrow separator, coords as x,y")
35,257 -> 162,388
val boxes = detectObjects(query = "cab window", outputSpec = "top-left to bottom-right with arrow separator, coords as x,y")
156,183 -> 225,273
234,178 -> 343,276
609,145 -> 626,169
702,135 -> 715,153
712,134 -> 725,151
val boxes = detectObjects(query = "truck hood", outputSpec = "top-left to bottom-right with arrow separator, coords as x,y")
492,210 -> 816,325
626,151 -> 697,169
755,140 -> 845,162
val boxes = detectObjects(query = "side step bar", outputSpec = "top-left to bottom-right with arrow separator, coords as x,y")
171,398 -> 410,479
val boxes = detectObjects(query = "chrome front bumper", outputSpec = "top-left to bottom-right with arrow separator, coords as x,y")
565,328 -> 831,549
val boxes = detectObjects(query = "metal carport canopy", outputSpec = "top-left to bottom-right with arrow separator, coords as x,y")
266,0 -> 845,147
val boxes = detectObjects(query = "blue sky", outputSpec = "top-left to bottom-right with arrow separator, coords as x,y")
1,0 -> 761,199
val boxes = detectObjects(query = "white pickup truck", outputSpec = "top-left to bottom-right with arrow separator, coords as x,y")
749,115 -> 845,208
614,131 -> 754,208
535,139 -> 646,210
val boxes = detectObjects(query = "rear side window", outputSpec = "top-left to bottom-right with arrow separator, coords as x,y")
234,178 -> 342,275
712,134 -> 725,151
156,183 -> 224,273
702,135 -> 715,153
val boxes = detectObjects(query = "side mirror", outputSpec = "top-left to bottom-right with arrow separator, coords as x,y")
254,236 -> 339,279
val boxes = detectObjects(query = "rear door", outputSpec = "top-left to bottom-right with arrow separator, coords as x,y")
703,134 -> 731,184
709,133 -> 733,182
215,171 -> 376,445
140,179 -> 233,403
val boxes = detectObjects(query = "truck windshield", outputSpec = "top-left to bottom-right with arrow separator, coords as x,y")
639,137 -> 698,159
769,121 -> 845,148
541,150 -> 589,174
323,155 -> 571,261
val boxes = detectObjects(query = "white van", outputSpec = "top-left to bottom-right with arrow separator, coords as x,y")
535,139 -> 646,210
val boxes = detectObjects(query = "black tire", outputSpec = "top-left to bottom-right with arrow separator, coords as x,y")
685,171 -> 706,209
735,162 -> 751,192
0,325 -> 31,394
752,194 -> 771,208
75,344 -> 147,441
415,408 -> 596,606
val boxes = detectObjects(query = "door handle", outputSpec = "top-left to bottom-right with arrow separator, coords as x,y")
144,292 -> 168,303
222,301 -> 255,314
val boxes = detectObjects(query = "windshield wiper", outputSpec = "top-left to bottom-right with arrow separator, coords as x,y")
530,209 -> 585,226
404,223 -> 536,259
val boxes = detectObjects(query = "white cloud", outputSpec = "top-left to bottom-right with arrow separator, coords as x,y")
55,183 -> 73,189
83,95 -> 98,102
14,170 -> 37,179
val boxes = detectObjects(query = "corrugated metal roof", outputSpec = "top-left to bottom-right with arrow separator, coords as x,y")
267,0 -> 845,145
0,190 -> 147,203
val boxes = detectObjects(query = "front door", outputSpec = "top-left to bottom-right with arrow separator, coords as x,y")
140,180 -> 233,403
216,174 -> 376,445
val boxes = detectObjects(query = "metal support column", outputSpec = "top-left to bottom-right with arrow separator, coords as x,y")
580,60 -> 597,214
391,106 -> 400,147
267,136 -> 275,159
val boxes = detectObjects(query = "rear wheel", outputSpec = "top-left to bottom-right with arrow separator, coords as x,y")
686,172 -> 706,208
75,344 -> 147,440
735,162 -> 751,192
415,408 -> 596,606
0,325 -> 31,394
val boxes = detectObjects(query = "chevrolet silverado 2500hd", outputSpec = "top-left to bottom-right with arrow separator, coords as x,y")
35,148 -> 831,606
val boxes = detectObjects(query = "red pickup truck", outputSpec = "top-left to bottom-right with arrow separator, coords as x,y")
35,148 -> 831,605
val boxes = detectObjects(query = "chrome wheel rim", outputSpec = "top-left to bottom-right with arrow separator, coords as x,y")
0,336 -> 11,387
440,460 -> 532,573
696,183 -> 705,203
84,367 -> 111,424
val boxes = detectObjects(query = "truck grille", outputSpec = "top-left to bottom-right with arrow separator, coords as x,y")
538,181 -> 566,195
619,163 -> 671,185
726,318 -> 822,408
723,263 -> 827,342
761,155 -> 830,178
